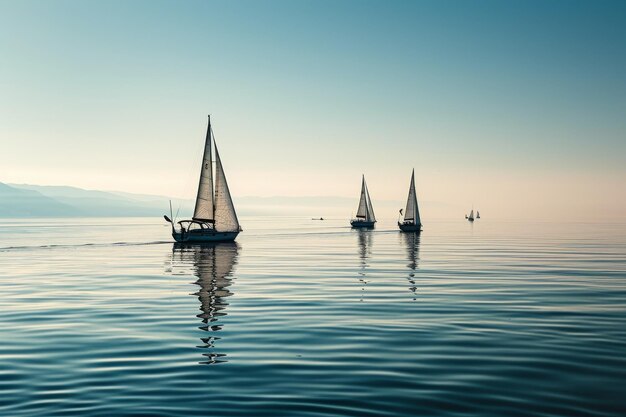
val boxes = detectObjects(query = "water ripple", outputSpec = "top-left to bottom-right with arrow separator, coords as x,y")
0,218 -> 625,416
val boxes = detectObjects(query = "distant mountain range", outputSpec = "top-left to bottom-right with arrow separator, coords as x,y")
0,182 -> 406,218
0,183 -> 77,217
0,183 -> 192,217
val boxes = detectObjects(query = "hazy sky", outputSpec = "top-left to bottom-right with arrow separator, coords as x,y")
1,0 -> 625,220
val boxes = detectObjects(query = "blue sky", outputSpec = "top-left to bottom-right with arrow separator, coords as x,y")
0,0 -> 624,220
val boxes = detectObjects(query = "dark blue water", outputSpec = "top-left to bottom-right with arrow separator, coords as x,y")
1,218 -> 625,416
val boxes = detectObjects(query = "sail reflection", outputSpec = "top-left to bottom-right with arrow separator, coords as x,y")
401,232 -> 421,300
356,229 -> 372,301
171,242 -> 239,364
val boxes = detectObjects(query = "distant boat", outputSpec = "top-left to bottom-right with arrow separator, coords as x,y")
398,169 -> 422,233
476,210 -> 480,219
350,175 -> 376,228
466,209 -> 475,222
164,116 -> 241,242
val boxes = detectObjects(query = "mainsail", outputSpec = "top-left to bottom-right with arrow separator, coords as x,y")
403,169 -> 421,225
193,117 -> 215,222
355,176 -> 374,222
214,144 -> 240,232
356,176 -> 368,219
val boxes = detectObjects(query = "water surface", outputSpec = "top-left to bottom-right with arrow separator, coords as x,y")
1,217 -> 625,416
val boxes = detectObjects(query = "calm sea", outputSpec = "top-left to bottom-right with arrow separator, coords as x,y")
1,217 -> 625,416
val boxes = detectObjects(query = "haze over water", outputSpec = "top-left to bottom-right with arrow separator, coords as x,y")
1,217 -> 625,416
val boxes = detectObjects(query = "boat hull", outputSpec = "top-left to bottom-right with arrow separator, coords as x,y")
173,230 -> 239,243
351,220 -> 376,229
398,222 -> 422,233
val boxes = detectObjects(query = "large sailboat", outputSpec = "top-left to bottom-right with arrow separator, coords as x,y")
164,116 -> 241,243
350,175 -> 376,228
465,209 -> 475,222
398,169 -> 422,233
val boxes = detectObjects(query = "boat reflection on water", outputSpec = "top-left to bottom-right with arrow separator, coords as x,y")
356,229 -> 372,301
401,232 -> 421,300
171,242 -> 239,364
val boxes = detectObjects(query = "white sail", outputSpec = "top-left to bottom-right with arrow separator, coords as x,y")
355,176 -> 368,219
193,117 -> 215,222
364,182 -> 375,222
404,169 -> 421,225
213,144 -> 240,232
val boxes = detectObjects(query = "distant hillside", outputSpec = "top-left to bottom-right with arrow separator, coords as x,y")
0,183 -> 80,217
1,183 -> 192,218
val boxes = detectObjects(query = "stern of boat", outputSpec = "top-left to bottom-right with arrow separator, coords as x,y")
350,220 -> 376,229
398,222 -> 422,233
173,230 -> 239,243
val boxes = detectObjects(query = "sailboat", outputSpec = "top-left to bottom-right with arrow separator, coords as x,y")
476,210 -> 480,219
466,209 -> 475,222
350,175 -> 376,228
164,116 -> 241,242
398,169 -> 422,232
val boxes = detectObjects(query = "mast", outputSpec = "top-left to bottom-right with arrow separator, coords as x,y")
193,115 -> 215,222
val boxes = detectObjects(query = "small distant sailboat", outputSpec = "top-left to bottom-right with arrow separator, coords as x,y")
350,175 -> 376,228
476,210 -> 480,219
398,169 -> 422,233
466,209 -> 475,222
164,116 -> 241,243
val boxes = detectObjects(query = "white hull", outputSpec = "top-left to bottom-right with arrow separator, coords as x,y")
173,230 -> 239,243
